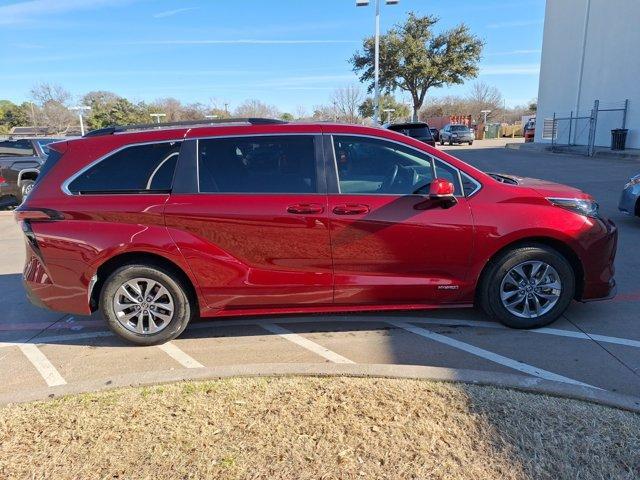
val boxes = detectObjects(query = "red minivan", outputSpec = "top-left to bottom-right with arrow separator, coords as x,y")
16,119 -> 617,345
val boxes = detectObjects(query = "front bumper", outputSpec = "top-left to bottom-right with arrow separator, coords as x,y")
579,217 -> 618,301
618,184 -> 639,216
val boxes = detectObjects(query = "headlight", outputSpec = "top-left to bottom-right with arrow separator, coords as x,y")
624,174 -> 640,188
547,197 -> 599,217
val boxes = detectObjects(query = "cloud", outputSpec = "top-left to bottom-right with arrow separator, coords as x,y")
123,39 -> 358,46
153,7 -> 198,18
487,19 -> 543,29
0,0 -> 140,25
480,64 -> 540,75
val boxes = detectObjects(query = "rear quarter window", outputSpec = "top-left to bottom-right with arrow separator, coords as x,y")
67,141 -> 181,194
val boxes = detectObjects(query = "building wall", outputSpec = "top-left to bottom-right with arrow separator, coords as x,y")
536,0 -> 640,148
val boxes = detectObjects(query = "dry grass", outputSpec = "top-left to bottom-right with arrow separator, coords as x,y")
1,377 -> 639,479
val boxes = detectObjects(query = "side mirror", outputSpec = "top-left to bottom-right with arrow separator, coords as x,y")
428,178 -> 457,207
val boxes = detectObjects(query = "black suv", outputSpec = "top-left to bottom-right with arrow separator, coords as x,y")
384,122 -> 436,147
0,138 -> 57,207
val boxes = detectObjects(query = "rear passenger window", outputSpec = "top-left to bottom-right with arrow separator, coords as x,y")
198,136 -> 317,193
68,142 -> 180,194
0,140 -> 35,157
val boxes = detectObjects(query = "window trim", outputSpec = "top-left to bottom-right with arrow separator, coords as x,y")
194,133 -> 325,196
61,139 -> 184,196
327,133 -> 480,198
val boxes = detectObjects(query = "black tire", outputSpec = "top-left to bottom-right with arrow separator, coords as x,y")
440,140 -> 445,146
100,263 -> 194,345
19,180 -> 35,203
468,141 -> 473,146
478,244 -> 575,329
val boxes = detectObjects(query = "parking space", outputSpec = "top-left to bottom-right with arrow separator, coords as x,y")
1,145 -> 640,402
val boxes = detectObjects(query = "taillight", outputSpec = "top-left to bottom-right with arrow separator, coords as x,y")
0,176 -> 6,185
14,209 -> 64,222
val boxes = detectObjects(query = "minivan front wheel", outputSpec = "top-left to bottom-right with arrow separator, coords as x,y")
480,245 -> 575,328
100,264 -> 193,345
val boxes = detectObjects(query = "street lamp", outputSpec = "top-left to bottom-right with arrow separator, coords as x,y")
383,108 -> 395,124
356,0 -> 399,126
70,106 -> 91,136
150,113 -> 166,124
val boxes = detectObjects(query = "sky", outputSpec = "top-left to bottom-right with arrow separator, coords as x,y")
0,0 -> 546,113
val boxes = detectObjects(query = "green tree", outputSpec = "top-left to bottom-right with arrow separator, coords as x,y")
351,13 -> 484,120
0,100 -> 30,131
280,112 -> 294,121
359,95 -> 411,122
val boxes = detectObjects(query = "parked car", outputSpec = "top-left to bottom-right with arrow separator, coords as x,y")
384,122 -> 436,147
440,124 -> 474,145
619,173 -> 640,218
523,118 -> 536,143
0,138 -> 57,207
429,127 -> 440,143
17,119 -> 617,345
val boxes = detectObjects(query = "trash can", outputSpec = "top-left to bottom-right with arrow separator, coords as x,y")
611,129 -> 628,150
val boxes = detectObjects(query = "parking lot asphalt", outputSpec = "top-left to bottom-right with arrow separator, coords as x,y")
1,142 -> 639,403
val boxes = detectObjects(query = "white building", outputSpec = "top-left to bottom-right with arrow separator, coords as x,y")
536,0 -> 640,150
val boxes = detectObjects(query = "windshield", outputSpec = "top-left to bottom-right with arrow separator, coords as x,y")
37,139 -> 57,155
450,125 -> 470,132
389,124 -> 433,140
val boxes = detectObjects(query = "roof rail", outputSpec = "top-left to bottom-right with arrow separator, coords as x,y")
83,118 -> 288,138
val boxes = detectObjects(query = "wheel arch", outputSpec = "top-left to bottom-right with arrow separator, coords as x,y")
91,251 -> 200,315
18,169 -> 39,185
635,196 -> 640,217
475,236 -> 585,304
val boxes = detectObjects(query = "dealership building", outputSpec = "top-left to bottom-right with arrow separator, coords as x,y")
535,0 -> 639,151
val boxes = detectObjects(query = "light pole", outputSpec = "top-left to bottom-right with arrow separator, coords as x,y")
383,108 -> 395,124
356,0 -> 399,126
150,113 -> 166,124
481,109 -> 491,139
70,106 -> 91,136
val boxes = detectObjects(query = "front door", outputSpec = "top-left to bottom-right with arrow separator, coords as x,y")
164,134 -> 333,311
326,134 -> 474,306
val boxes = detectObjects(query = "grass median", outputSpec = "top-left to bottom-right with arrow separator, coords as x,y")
1,376 -> 639,479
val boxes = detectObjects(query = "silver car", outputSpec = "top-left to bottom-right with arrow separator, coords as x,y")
619,173 -> 640,217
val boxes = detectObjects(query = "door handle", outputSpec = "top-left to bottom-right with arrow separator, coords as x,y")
332,204 -> 370,215
286,203 -> 324,215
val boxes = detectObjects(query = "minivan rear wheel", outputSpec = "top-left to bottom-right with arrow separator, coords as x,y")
479,245 -> 575,328
100,264 -> 193,345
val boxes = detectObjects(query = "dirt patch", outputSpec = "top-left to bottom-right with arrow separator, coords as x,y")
1,377 -> 638,479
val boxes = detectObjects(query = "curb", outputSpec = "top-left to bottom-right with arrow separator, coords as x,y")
2,363 -> 639,413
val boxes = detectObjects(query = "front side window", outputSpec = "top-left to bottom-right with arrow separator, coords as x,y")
0,140 -> 35,157
333,135 -> 435,195
68,141 -> 180,194
198,135 -> 317,193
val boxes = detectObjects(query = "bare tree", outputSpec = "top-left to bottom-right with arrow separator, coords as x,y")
466,82 -> 503,122
331,85 -> 364,124
234,99 -> 280,118
29,83 -> 74,133
294,105 -> 309,120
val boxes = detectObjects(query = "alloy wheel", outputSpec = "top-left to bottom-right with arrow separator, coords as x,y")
499,261 -> 562,318
112,277 -> 174,334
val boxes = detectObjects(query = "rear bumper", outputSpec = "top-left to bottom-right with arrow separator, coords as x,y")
579,217 -> 618,301
22,238 -> 92,316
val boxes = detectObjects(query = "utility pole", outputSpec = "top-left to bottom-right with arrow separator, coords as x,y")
150,113 -> 166,124
70,106 -> 91,136
356,0 -> 399,126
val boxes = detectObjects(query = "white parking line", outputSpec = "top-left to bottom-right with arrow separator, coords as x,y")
18,344 -> 66,387
260,323 -> 355,364
157,342 -> 204,369
388,321 -> 599,389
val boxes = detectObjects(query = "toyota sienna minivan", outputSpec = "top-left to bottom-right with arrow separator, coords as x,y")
16,119 -> 617,345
